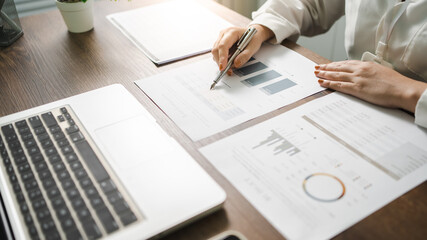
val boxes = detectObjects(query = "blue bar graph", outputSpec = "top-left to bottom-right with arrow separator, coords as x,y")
234,62 -> 268,77
241,70 -> 281,87
261,78 -> 296,95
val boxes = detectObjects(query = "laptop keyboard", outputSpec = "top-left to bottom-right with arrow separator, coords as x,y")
0,106 -> 138,240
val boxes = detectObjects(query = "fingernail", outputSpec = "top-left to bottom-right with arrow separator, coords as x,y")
318,79 -> 324,84
314,70 -> 320,75
315,65 -> 320,69
227,70 -> 232,76
219,63 -> 223,70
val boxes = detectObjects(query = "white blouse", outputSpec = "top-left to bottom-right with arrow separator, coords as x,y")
250,0 -> 427,128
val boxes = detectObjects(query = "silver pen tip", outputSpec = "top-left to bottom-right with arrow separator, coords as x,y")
210,82 -> 216,90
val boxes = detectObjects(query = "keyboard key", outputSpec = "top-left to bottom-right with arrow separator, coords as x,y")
40,217 -> 56,233
71,196 -> 86,210
48,154 -> 61,164
96,207 -> 119,233
27,223 -> 39,238
37,133 -> 49,142
79,177 -> 93,189
14,155 -> 27,165
32,199 -> 47,210
76,207 -> 91,221
60,216 -> 77,232
66,125 -> 79,134
66,229 -> 83,240
23,212 -> 33,225
113,201 -> 130,214
21,171 -> 34,182
9,173 -> 18,183
81,218 -> 102,239
28,188 -> 43,201
64,113 -> 72,120
15,120 -> 28,129
61,145 -> 73,155
24,180 -> 38,191
35,161 -> 48,172
66,187 -> 80,200
74,140 -> 109,182
55,205 -> 71,219
99,179 -> 117,193
27,145 -> 41,156
16,192 -> 26,203
49,125 -> 61,134
70,161 -> 83,171
23,138 -> 36,148
33,126 -> 46,135
57,138 -> 70,147
44,147 -> 58,156
28,116 -> 43,128
42,177 -> 56,190
18,126 -> 30,135
31,154 -> 44,164
90,195 -> 105,210
17,162 -> 31,173
36,207 -> 51,221
60,107 -> 68,114
65,153 -> 78,163
61,178 -> 75,189
53,162 -> 66,172
41,112 -> 57,127
46,187 -> 61,199
70,131 -> 85,142
38,169 -> 52,180
57,115 -> 65,122
119,211 -> 137,226
53,132 -> 65,141
51,197 -> 66,209
20,202 -> 29,213
57,170 -> 71,181
74,168 -> 87,179
41,139 -> 54,149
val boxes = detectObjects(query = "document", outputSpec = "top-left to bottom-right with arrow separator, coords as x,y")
135,44 -> 323,141
107,0 -> 232,65
199,92 -> 427,240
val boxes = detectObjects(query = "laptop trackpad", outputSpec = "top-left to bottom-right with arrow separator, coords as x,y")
94,115 -> 174,171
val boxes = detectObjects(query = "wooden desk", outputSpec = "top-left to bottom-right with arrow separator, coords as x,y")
1,0 -> 426,239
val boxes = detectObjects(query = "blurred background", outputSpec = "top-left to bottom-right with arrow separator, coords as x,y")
14,0 -> 346,61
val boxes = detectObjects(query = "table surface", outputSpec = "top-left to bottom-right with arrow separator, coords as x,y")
1,0 -> 426,239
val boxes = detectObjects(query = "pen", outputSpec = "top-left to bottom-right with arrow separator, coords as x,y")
210,27 -> 257,90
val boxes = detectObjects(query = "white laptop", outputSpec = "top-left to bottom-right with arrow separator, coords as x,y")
0,84 -> 225,240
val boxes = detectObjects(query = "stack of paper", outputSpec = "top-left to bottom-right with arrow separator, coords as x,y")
107,0 -> 233,65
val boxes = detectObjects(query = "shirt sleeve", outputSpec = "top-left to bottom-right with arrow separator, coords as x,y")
415,89 -> 427,128
250,0 -> 345,44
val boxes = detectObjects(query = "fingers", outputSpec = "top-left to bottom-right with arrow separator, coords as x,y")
315,60 -> 359,73
212,27 -> 244,71
314,70 -> 353,82
318,79 -> 355,95
233,38 -> 263,68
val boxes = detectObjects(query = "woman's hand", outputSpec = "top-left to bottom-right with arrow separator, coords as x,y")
212,24 -> 274,75
315,60 -> 427,113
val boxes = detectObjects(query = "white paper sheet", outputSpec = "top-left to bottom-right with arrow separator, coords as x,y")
135,44 -> 323,140
199,92 -> 427,240
107,0 -> 232,65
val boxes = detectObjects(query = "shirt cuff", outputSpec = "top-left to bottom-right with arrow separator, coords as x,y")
415,89 -> 427,128
250,13 -> 299,44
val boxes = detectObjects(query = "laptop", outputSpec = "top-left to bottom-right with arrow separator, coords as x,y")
0,84 -> 226,240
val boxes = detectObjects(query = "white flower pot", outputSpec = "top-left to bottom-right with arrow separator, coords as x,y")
56,0 -> 94,33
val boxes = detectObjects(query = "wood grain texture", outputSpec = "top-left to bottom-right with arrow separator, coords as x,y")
0,1 -> 425,240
